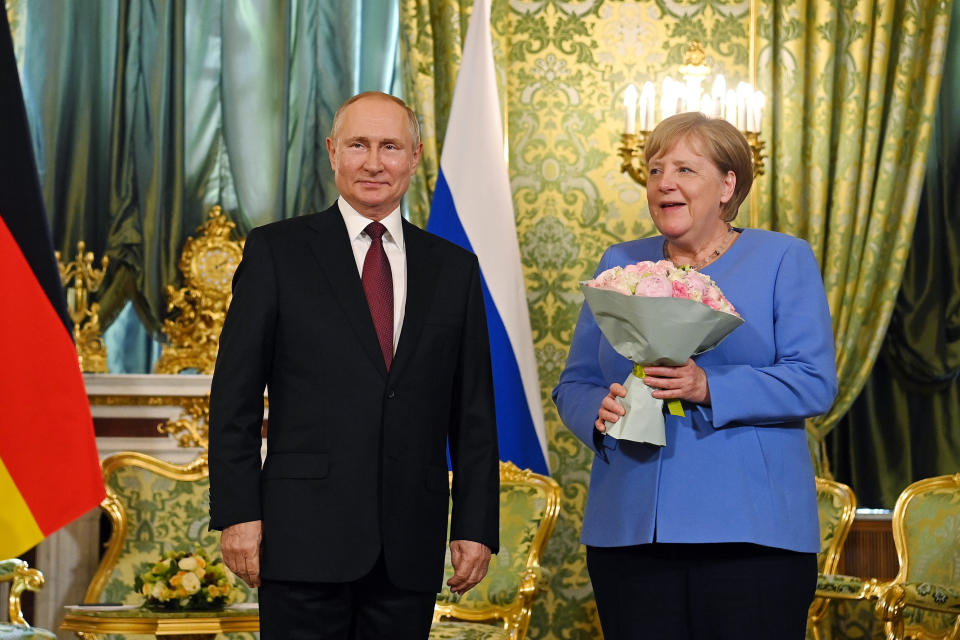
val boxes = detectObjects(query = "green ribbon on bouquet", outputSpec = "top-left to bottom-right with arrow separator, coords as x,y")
633,364 -> 685,417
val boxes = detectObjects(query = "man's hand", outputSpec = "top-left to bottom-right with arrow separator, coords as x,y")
447,539 -> 492,595
220,520 -> 263,587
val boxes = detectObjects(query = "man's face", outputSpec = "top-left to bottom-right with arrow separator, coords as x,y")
326,97 -> 422,221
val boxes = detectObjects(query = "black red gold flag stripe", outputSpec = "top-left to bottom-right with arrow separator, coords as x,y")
0,6 -> 104,558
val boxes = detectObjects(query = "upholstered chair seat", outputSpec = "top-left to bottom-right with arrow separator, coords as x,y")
806,477 -> 884,640
429,620 -> 510,640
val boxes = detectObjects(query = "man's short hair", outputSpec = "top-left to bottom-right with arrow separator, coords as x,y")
330,92 -> 421,148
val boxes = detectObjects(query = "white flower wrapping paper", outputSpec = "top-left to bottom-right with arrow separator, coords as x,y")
580,285 -> 744,446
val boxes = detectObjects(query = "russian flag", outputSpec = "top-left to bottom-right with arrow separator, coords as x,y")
427,0 -> 549,474
0,8 -> 105,558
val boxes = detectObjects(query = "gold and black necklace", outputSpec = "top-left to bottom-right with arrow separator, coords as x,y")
663,224 -> 736,270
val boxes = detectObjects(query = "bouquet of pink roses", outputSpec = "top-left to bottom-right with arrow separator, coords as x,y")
581,260 -> 743,446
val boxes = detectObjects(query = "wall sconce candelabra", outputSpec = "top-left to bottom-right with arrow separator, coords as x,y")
619,41 -> 766,186
56,241 -> 109,373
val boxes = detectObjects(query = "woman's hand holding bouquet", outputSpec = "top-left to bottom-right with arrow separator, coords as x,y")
582,260 -> 742,446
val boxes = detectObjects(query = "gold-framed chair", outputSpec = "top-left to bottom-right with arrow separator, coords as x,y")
807,476 -> 861,639
808,477 -> 888,640
429,461 -> 561,640
0,559 -> 56,639
65,451 -> 257,639
874,473 -> 960,640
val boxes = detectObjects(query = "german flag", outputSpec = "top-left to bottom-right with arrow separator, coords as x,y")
0,8 -> 104,558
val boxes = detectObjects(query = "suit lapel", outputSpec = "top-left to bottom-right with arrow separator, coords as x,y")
389,220 -> 437,381
305,205 -> 387,377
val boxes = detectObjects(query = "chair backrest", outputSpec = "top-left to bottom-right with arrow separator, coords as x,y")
890,473 -> 960,637
84,452 -> 255,638
433,461 -> 561,638
815,477 -> 857,575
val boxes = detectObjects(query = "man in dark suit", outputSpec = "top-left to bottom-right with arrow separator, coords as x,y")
208,91 -> 500,639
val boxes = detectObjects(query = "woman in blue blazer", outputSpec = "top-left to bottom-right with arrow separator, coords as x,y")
553,112 -> 837,639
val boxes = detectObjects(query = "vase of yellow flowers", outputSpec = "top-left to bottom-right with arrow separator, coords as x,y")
135,549 -> 234,611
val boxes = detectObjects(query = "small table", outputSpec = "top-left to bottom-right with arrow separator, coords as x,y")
60,605 -> 259,639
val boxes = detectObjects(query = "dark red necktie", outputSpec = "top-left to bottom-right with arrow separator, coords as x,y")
361,221 -> 393,370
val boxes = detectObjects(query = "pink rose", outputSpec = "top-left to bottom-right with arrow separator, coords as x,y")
625,261 -> 673,278
588,267 -> 634,295
634,274 -> 673,297
676,274 -> 707,302
671,279 -> 693,299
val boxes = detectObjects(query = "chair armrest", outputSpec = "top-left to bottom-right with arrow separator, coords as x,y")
517,566 -> 546,599
0,559 -> 45,626
900,582 -> 960,614
875,580 -> 960,640
815,573 -> 884,601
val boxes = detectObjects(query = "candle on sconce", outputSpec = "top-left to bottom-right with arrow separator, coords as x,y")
710,75 -> 726,118
639,82 -> 655,131
751,91 -> 766,132
700,95 -> 714,118
661,77 -> 677,120
623,84 -> 638,134
736,82 -> 751,131
724,89 -> 737,126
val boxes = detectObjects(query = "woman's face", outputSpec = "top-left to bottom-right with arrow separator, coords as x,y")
646,135 -> 735,243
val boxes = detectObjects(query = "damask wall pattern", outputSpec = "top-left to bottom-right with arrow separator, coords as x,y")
402,1 -> 757,636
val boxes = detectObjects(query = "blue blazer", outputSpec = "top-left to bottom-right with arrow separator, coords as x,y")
553,229 -> 837,553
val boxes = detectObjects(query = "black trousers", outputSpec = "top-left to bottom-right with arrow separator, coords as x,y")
587,542 -> 817,640
258,552 -> 436,640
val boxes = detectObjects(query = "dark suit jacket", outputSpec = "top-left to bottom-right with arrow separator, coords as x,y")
208,203 -> 500,592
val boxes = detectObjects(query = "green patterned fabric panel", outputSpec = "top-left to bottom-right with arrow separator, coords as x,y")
901,582 -> 960,635
900,487 -> 960,635
816,489 -> 849,573
824,598 -> 884,640
100,465 -> 256,640
429,621 -> 509,640
904,582 -> 960,612
0,625 -> 56,640
436,483 -> 546,610
816,573 -> 869,597
903,489 -> 960,587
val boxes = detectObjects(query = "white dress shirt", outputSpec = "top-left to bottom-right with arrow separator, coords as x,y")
338,196 -> 407,354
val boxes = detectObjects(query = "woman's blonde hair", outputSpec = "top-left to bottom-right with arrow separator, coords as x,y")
644,112 -> 753,222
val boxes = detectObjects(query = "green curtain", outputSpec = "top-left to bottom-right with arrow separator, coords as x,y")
755,0 -> 953,465
396,0 -> 472,229
828,0 -> 960,509
16,0 -> 399,338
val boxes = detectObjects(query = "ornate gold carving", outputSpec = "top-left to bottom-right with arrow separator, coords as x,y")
156,396 -> 211,451
4,560 -> 44,626
56,241 -> 109,372
155,206 -> 244,374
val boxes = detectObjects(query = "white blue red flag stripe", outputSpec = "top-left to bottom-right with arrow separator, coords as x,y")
427,0 -> 549,474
